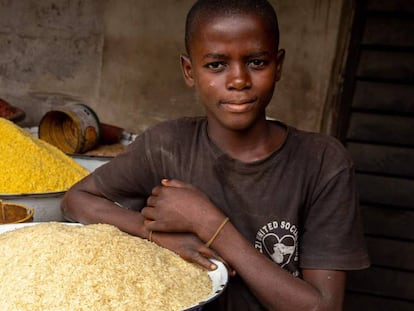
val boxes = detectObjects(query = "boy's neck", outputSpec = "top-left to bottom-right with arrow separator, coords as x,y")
207,120 -> 287,163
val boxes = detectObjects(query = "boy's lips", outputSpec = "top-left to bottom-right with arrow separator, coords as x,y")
219,97 -> 258,113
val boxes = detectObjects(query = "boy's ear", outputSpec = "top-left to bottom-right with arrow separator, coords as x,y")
275,49 -> 285,82
180,54 -> 195,87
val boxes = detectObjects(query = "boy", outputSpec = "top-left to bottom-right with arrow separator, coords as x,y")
61,0 -> 370,310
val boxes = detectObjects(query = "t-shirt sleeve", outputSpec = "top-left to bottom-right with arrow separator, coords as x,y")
91,118 -> 202,212
299,140 -> 370,270
92,130 -> 159,211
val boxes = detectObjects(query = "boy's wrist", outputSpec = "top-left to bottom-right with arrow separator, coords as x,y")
205,217 -> 230,247
198,213 -> 229,245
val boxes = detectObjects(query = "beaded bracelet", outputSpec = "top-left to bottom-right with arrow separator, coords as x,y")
205,217 -> 229,247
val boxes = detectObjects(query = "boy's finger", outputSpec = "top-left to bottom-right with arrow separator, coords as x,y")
198,244 -> 219,259
161,178 -> 185,187
188,252 -> 218,271
197,247 -> 236,275
141,207 -> 156,221
200,250 -> 237,277
161,178 -> 195,190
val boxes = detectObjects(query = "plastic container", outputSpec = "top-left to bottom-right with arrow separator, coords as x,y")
0,202 -> 34,224
39,103 -> 100,153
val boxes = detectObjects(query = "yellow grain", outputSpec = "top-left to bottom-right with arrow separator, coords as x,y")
0,118 -> 88,194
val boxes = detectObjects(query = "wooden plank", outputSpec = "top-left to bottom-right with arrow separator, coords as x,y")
347,143 -> 414,177
346,267 -> 414,301
344,292 -> 414,311
362,205 -> 414,240
357,50 -> 414,81
365,237 -> 414,270
347,113 -> 414,146
356,174 -> 414,208
352,81 -> 414,114
366,0 -> 414,14
363,15 -> 414,46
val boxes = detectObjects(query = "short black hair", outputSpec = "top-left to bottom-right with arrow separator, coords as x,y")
185,0 -> 279,55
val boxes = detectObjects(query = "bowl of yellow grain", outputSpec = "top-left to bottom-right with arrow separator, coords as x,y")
0,118 -> 94,222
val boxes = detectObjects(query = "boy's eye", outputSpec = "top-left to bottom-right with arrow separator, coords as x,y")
205,62 -> 225,71
248,59 -> 268,68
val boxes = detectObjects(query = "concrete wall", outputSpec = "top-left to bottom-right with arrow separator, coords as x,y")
0,0 -> 350,134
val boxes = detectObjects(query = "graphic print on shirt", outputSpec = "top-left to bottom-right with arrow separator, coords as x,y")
255,220 -> 299,276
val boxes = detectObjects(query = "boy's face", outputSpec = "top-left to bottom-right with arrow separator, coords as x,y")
181,13 -> 284,132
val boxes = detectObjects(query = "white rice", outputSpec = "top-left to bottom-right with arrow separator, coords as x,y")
0,223 -> 212,311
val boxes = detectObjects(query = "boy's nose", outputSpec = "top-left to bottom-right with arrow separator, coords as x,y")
226,65 -> 252,90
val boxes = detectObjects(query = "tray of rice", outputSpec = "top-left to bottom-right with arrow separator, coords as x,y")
0,222 -> 228,311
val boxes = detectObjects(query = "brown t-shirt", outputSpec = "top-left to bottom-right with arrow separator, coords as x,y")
94,116 -> 370,311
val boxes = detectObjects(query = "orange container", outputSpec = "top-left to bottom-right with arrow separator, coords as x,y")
0,202 -> 34,224
39,103 -> 100,154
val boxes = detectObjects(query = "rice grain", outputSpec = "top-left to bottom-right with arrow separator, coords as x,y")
0,223 -> 212,311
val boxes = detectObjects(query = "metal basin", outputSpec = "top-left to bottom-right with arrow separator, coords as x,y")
0,157 -> 110,222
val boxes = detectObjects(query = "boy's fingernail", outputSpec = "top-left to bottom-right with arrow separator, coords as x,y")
210,264 -> 217,270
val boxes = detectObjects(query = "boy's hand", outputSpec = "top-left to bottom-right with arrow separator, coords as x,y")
142,179 -> 224,235
149,231 -> 219,271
